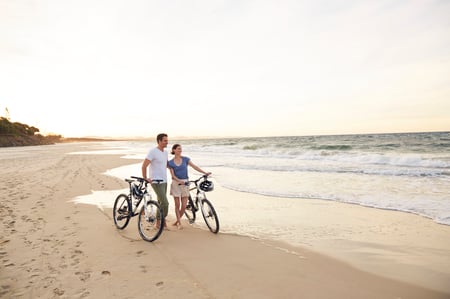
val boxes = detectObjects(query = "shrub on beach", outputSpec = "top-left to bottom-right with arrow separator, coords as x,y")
0,117 -> 61,147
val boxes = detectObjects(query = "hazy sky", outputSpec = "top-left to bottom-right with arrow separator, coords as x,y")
1,0 -> 449,138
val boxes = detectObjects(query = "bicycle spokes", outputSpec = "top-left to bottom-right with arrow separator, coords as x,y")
200,199 -> 219,234
113,194 -> 131,230
137,200 -> 164,242
145,204 -> 157,223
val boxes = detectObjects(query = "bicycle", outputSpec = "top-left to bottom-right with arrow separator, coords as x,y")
113,176 -> 164,242
184,175 -> 220,234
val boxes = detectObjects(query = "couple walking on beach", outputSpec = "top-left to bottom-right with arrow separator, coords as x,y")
141,133 -> 211,230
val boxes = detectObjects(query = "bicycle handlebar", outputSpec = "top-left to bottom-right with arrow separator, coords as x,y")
128,176 -> 163,184
130,176 -> 146,182
182,174 -> 211,185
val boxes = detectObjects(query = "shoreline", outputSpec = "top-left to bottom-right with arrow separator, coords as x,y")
206,182 -> 450,294
1,142 -> 449,298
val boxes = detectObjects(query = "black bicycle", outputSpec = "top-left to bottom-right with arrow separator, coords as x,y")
184,175 -> 220,234
113,176 -> 164,242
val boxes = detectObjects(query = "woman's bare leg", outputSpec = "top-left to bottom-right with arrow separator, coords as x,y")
174,197 -> 188,229
173,196 -> 181,226
179,196 -> 188,220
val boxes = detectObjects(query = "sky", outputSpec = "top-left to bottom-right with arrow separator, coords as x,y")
1,0 -> 449,138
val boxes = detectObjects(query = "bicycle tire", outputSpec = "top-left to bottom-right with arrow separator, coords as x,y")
113,194 -> 132,229
184,195 -> 196,224
138,200 -> 164,242
200,198 -> 219,233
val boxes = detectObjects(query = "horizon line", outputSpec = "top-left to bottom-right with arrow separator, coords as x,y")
61,130 -> 450,140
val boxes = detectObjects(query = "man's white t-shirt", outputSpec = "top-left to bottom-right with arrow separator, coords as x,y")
146,147 -> 168,182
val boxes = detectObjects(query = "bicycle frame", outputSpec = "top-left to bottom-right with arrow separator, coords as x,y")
188,185 -> 203,211
125,177 -> 163,217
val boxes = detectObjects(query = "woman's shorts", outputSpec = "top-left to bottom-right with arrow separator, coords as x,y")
170,181 -> 189,197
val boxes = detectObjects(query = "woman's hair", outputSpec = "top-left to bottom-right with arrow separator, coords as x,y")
171,144 -> 180,155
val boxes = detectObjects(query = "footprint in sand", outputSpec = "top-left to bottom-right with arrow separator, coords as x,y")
75,271 -> 91,282
53,288 -> 65,296
70,258 -> 79,266
70,249 -> 83,266
0,285 -> 11,297
78,290 -> 90,298
6,220 -> 15,228
21,215 -> 34,223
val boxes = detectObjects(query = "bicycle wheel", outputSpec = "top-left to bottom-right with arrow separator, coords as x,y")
184,195 -> 196,224
200,198 -> 219,233
113,194 -> 132,229
138,200 -> 164,242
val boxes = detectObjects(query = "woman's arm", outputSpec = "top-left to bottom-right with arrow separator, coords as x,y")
188,160 -> 211,176
169,167 -> 185,184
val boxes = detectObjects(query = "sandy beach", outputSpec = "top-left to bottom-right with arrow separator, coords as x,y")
1,143 -> 449,299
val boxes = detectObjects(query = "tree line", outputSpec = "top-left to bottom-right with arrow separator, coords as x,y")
0,117 -> 62,147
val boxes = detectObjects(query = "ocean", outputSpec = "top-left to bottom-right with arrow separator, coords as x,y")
87,131 -> 450,228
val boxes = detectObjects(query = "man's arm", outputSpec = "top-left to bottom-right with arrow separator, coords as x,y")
142,159 -> 151,181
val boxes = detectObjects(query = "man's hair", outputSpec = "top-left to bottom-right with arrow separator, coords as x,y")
156,133 -> 168,143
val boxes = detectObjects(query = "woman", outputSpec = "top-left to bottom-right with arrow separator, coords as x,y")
168,144 -> 211,229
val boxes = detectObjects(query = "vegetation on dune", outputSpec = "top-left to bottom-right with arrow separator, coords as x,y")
0,117 -> 114,147
0,117 -> 62,147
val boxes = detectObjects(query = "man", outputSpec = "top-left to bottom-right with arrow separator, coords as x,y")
142,133 -> 169,229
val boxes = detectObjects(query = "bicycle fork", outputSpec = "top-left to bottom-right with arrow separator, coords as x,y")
142,194 -> 157,222
198,194 -> 211,218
